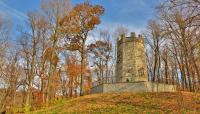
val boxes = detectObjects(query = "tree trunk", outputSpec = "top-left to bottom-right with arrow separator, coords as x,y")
80,40 -> 86,96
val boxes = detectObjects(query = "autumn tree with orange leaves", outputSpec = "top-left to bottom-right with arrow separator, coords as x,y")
60,2 -> 104,96
65,55 -> 81,97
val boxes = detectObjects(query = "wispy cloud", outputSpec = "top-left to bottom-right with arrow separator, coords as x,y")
97,0 -> 158,34
0,1 -> 27,22
98,21 -> 145,34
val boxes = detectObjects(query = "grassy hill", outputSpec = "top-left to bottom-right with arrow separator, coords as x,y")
30,92 -> 200,114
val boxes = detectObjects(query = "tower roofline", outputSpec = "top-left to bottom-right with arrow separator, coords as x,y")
119,32 -> 143,39
118,32 -> 144,44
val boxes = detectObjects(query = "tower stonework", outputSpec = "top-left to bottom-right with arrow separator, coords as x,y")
116,32 -> 148,82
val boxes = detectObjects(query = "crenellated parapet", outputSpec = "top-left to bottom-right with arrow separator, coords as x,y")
117,32 -> 144,45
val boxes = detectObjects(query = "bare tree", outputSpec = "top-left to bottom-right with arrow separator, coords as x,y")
88,30 -> 113,83
40,0 -> 71,102
144,20 -> 164,82
144,0 -> 200,91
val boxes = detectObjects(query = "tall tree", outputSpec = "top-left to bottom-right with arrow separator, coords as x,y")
40,0 -> 71,102
88,39 -> 112,83
65,55 -> 81,97
144,20 -> 164,82
145,0 -> 200,91
60,2 -> 104,95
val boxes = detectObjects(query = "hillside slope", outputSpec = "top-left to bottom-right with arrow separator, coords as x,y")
31,92 -> 200,114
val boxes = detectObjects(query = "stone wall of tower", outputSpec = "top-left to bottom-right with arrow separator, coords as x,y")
116,35 -> 124,82
116,33 -> 148,82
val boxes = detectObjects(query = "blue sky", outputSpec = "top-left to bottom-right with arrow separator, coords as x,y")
0,0 -> 163,37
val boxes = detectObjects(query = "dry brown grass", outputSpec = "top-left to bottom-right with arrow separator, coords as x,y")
31,92 -> 200,114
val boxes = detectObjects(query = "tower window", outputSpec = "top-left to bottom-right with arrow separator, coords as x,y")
126,78 -> 129,82
138,68 -> 144,77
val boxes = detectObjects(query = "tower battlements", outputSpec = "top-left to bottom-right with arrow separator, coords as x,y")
116,32 -> 148,82
117,32 -> 144,44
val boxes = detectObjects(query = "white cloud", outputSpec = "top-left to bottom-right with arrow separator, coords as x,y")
98,21 -> 145,35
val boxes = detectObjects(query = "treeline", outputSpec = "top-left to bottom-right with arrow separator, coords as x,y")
0,0 -> 116,113
145,0 -> 200,92
0,0 -> 199,113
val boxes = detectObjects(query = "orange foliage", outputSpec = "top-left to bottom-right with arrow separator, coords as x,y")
66,56 -> 81,79
60,2 -> 104,36
65,56 -> 81,97
84,69 -> 92,94
32,89 -> 43,108
65,56 -> 92,96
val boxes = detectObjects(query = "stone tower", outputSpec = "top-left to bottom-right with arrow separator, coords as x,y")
116,32 -> 148,82
91,32 -> 176,94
